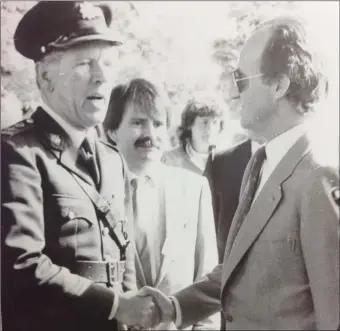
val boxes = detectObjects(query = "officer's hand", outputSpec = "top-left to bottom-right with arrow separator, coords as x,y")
115,290 -> 160,329
138,286 -> 175,324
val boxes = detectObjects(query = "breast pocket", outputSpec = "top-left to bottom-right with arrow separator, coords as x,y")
53,195 -> 99,256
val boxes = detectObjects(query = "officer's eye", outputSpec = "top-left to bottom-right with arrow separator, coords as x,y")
77,59 -> 91,66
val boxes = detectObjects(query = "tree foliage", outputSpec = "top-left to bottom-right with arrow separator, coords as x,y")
1,1 -> 338,148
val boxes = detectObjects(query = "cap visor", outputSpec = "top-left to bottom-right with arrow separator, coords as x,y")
51,34 -> 122,49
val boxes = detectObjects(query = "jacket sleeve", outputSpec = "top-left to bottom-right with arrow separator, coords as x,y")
174,264 -> 222,329
191,177 -> 221,330
300,166 -> 340,330
1,137 -> 117,321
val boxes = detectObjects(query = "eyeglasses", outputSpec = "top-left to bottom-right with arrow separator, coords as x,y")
232,69 -> 264,94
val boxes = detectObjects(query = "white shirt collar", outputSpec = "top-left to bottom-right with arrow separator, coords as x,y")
42,101 -> 95,149
185,140 -> 209,171
128,163 -> 163,185
265,124 -> 306,168
251,140 -> 261,155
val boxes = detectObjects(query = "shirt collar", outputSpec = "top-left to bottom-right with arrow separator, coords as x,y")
42,101 -> 95,149
265,124 -> 306,167
251,140 -> 261,155
185,140 -> 210,171
128,163 -> 163,185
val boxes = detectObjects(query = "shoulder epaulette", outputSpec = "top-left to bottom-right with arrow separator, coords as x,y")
1,118 -> 35,138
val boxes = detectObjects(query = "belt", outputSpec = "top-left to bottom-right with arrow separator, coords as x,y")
74,260 -> 125,286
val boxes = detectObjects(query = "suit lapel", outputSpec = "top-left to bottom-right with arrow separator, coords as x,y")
154,166 -> 184,288
221,135 -> 310,289
134,243 -> 148,287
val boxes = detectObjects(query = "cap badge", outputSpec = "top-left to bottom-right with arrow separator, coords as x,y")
78,2 -> 101,20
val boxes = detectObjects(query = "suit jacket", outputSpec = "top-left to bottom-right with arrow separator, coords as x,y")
210,140 -> 252,262
163,142 -> 252,263
174,135 -> 340,330
1,108 -> 136,331
162,145 -> 214,187
133,165 -> 220,330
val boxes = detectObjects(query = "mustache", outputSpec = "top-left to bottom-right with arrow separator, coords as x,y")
134,137 -> 160,149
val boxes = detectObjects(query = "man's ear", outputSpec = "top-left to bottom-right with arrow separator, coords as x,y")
35,61 -> 54,92
275,75 -> 290,99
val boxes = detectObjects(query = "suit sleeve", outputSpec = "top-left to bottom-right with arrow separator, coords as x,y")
1,138 -> 117,321
174,264 -> 222,329
300,166 -> 339,330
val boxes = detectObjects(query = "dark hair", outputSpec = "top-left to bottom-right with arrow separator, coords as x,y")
258,16 -> 328,114
178,95 -> 225,147
103,78 -> 171,131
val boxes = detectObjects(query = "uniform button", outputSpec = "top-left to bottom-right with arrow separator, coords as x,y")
102,227 -> 110,236
226,314 -> 233,323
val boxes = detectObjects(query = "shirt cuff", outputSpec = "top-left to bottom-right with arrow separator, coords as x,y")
170,296 -> 182,328
108,293 -> 119,320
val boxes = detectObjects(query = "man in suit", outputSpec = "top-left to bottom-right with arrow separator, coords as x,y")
1,3 -> 158,331
103,78 -> 220,330
140,16 -> 340,330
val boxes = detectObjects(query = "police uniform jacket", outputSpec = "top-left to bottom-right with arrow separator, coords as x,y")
1,107 -> 136,331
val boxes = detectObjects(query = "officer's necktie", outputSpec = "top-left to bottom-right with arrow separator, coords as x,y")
79,137 -> 100,188
228,145 -> 267,248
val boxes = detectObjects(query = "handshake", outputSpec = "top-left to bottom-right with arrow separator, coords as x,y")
115,286 -> 176,329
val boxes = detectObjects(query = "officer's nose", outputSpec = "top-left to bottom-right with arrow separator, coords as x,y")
91,61 -> 108,84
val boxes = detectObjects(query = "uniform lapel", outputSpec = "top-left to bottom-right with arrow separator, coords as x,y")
221,135 -> 310,290
32,107 -> 93,185
96,138 -> 113,196
59,144 -> 94,185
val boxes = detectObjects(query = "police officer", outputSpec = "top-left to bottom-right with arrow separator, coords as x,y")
1,2 -> 156,331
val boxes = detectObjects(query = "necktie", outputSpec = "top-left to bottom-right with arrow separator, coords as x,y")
79,137 -> 100,187
241,145 -> 267,211
228,145 -> 266,247
208,145 -> 216,162
131,177 -> 148,253
130,178 -> 140,222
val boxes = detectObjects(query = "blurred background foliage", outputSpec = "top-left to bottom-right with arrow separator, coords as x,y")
1,1 -> 338,150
